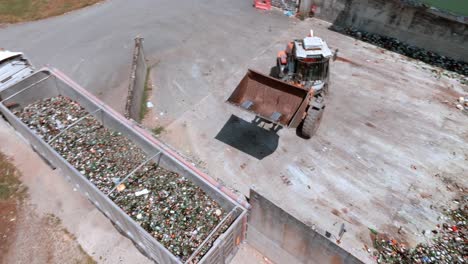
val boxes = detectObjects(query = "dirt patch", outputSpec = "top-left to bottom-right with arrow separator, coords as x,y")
435,173 -> 467,198
420,192 -> 433,199
336,56 -> 361,67
0,0 -> 102,24
142,69 -> 168,135
371,199 -> 467,263
0,152 -> 27,200
0,201 -> 17,258
365,122 -> 376,129
0,151 -> 95,264
2,208 -> 97,264
331,208 -> 341,217
0,152 -> 26,258
433,84 -> 464,107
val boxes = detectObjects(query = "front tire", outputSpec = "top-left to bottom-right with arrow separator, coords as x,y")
301,99 -> 325,139
323,83 -> 329,95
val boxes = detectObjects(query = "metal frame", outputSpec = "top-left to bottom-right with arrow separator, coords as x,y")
106,151 -> 162,196
47,108 -> 102,143
0,69 -> 248,264
186,206 -> 239,263
0,75 -> 51,103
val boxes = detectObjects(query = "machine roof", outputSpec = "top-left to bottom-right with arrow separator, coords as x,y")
0,51 -> 23,63
294,37 -> 332,59
0,51 -> 34,92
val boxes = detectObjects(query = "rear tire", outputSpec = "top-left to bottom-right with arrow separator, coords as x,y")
323,83 -> 329,95
301,102 -> 325,139
270,66 -> 280,78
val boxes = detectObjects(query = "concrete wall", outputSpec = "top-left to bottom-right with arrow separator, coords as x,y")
300,0 -> 468,61
125,37 -> 147,122
247,189 -> 362,264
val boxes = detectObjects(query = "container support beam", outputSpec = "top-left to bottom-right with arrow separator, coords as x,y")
47,108 -> 102,144
1,75 -> 51,103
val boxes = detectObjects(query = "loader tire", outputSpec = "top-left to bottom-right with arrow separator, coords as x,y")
301,103 -> 324,139
323,83 -> 329,95
270,66 -> 280,78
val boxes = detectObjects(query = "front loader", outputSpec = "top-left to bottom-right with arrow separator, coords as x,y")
227,30 -> 336,138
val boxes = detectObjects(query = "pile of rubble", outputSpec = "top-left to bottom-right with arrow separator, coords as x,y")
373,198 -> 467,263
16,96 -> 87,141
398,0 -> 424,7
337,27 -> 468,84
50,115 -> 147,194
456,97 -> 468,112
14,96 -> 228,261
109,162 -> 226,261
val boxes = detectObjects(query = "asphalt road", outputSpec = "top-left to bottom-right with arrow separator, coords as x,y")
0,0 -> 291,114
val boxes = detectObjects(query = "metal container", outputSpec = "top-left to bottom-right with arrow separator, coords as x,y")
227,69 -> 311,128
0,66 -> 247,264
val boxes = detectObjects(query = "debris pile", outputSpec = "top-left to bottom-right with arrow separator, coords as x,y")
49,116 -> 147,194
456,97 -> 468,112
14,96 -> 229,261
398,0 -> 424,7
109,162 -> 226,261
15,96 -> 87,141
337,27 -> 468,83
373,198 -> 467,263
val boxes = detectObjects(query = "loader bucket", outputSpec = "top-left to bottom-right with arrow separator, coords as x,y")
227,69 -> 309,127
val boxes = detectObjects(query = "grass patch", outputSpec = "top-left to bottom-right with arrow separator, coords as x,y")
420,0 -> 468,16
139,66 -> 152,121
151,126 -> 165,136
0,0 -> 102,24
0,152 -> 26,200
46,213 -> 63,227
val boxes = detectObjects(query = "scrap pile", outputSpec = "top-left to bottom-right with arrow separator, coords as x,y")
398,0 -> 424,7
373,198 -> 467,263
456,97 -> 468,112
16,96 -> 87,141
337,27 -> 468,83
14,96 -> 229,261
109,163 -> 226,261
50,116 -> 147,194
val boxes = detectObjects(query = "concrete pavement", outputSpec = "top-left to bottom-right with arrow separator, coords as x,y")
155,18 -> 468,263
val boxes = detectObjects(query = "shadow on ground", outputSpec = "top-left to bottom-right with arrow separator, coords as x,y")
215,115 -> 280,160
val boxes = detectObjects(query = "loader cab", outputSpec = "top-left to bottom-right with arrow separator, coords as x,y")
290,36 -> 332,90
295,56 -> 329,84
